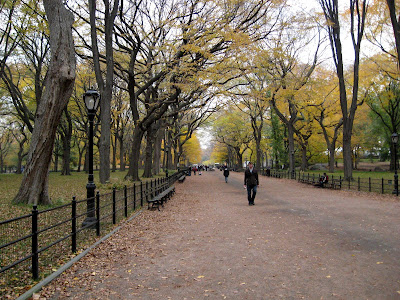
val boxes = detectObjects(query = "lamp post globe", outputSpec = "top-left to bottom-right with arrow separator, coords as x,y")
392,132 -> 399,196
82,89 -> 100,227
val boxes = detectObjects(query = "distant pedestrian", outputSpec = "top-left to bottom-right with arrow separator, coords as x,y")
244,162 -> 259,206
223,166 -> 230,183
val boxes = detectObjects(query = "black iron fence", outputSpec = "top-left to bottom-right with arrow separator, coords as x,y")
262,169 -> 398,195
0,170 -> 184,298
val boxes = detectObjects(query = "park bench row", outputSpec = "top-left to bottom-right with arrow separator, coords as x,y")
147,184 -> 175,210
146,174 -> 186,210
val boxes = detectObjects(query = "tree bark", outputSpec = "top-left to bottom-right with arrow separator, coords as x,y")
112,130 -> 117,172
126,126 -> 145,181
319,0 -> 367,180
143,125 -> 156,178
61,108 -> 73,175
89,0 -> 119,184
386,0 -> 400,69
13,0 -> 76,205
301,145 -> 307,171
119,133 -> 125,171
152,127 -> 163,174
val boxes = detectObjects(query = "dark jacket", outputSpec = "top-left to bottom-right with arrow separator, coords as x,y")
244,168 -> 259,187
223,168 -> 230,177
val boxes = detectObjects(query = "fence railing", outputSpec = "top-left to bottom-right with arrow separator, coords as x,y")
261,169 -> 398,195
0,169 -> 185,298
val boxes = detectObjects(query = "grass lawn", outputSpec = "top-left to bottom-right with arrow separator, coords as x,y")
0,169 -> 170,221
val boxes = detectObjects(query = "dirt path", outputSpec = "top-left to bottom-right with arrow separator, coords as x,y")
40,171 -> 400,299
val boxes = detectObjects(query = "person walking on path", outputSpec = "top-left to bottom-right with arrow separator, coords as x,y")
223,165 -> 230,183
244,162 -> 259,205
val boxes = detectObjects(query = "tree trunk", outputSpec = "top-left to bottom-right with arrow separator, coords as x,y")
112,131 -> 117,172
256,138 -> 261,169
119,135 -> 125,171
386,0 -> 400,69
89,0 -> 119,184
77,145 -> 84,172
17,149 -> 23,174
152,128 -> 162,174
99,99 -> 111,182
61,109 -> 72,175
61,132 -> 72,175
328,142 -> 336,173
126,126 -> 145,181
13,0 -> 76,205
343,124 -> 353,180
143,126 -> 156,178
287,124 -> 295,177
301,145 -> 307,171
53,149 -> 59,172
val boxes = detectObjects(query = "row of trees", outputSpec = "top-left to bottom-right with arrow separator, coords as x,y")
208,0 -> 400,176
0,0 -> 399,205
1,0 -> 282,205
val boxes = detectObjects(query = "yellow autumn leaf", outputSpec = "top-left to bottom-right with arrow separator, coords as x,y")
197,275 -> 205,278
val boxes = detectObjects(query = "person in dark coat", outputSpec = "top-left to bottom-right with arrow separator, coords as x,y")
244,162 -> 259,205
223,166 -> 230,183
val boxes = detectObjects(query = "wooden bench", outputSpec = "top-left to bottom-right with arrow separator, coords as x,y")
325,179 -> 341,189
147,185 -> 175,211
298,176 -> 316,185
178,175 -> 186,183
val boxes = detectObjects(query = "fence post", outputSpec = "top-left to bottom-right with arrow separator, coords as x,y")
32,205 -> 39,280
72,197 -> 77,253
340,176 -> 342,189
358,177 -> 360,191
133,183 -> 136,211
369,177 -> 371,192
96,192 -> 100,237
382,178 -> 384,194
124,185 -> 128,218
112,187 -> 116,225
140,182 -> 143,207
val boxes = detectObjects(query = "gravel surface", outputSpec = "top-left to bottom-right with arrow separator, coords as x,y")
39,171 -> 400,299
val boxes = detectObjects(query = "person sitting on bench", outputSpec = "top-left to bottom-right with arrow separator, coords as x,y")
316,172 -> 329,187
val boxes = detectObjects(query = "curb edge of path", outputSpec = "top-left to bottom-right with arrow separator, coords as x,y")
16,210 -> 143,300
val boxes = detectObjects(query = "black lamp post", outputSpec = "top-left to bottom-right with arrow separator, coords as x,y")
82,88 -> 100,227
392,132 -> 399,196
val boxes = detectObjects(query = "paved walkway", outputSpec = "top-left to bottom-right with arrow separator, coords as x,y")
40,171 -> 400,299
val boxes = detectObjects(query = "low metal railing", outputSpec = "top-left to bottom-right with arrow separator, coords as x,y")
262,169 -> 398,195
0,170 -> 185,298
